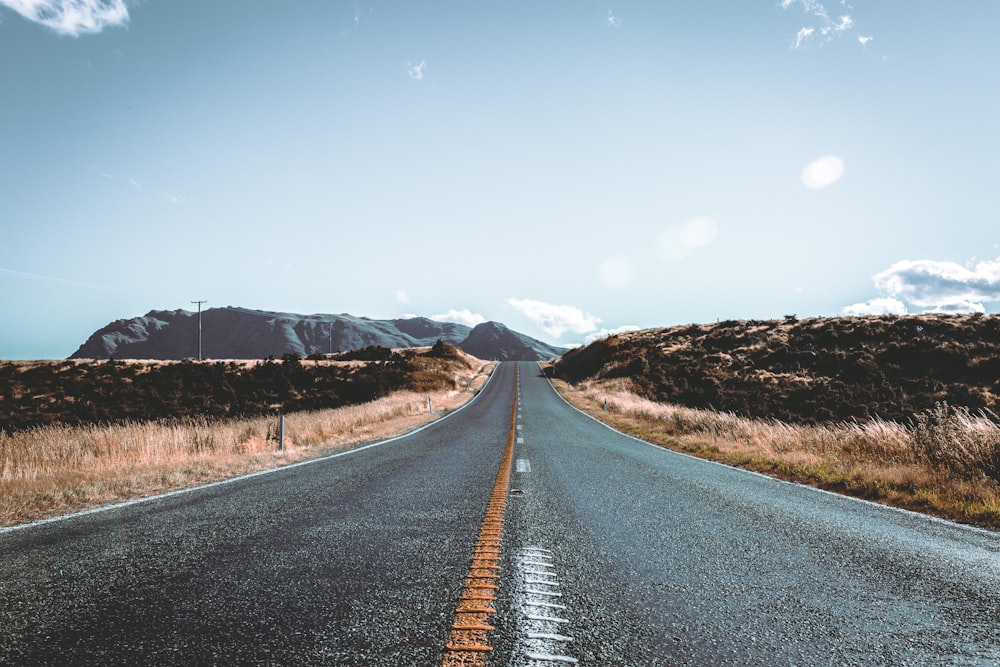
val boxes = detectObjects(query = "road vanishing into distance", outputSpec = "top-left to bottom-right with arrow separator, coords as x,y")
1,362 -> 998,665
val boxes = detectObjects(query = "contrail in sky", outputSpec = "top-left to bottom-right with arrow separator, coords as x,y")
0,267 -> 178,300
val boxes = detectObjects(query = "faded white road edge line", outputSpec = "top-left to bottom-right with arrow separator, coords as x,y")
537,362 -> 998,537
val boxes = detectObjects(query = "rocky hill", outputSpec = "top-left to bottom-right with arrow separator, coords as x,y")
460,321 -> 563,362
555,314 -> 1000,424
70,307 -> 565,361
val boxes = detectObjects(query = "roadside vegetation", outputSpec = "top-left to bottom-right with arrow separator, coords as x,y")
0,340 -> 473,432
0,343 -> 492,527
553,314 -> 1000,530
557,313 -> 1000,423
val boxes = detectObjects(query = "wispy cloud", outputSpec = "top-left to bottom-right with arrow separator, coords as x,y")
507,297 -> 600,338
793,27 -> 815,49
0,0 -> 128,37
801,155 -> 845,189
607,8 -> 621,28
407,60 -> 426,81
92,165 -> 191,205
0,266 -> 126,292
833,14 -> 854,32
0,266 -> 174,299
846,258 -> 1000,315
656,216 -> 718,261
161,192 -> 187,205
780,0 -> 868,50
430,309 -> 487,328
396,288 -> 409,304
339,3 -> 364,37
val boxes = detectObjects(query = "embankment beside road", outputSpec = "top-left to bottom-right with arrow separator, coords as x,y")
553,377 -> 1000,530
0,349 -> 493,527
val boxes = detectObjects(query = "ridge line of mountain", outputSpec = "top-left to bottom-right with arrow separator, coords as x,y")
69,306 -> 566,362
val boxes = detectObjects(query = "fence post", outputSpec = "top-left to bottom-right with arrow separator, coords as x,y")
278,414 -> 284,451
428,396 -> 433,414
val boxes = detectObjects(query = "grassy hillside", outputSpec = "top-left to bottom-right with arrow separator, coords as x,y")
556,314 -> 1000,424
553,314 -> 1000,527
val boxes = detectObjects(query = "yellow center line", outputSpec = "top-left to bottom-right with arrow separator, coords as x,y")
441,366 -> 519,666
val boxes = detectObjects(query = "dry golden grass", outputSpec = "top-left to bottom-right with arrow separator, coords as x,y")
554,376 -> 1000,530
0,360 -> 494,528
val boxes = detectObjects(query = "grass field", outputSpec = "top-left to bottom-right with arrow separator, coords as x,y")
0,357 -> 493,528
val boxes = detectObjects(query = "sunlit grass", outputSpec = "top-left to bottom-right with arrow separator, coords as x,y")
0,362 -> 494,527
555,377 -> 1000,530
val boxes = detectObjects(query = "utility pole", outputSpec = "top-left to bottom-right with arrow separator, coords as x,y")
329,321 -> 334,355
191,300 -> 207,360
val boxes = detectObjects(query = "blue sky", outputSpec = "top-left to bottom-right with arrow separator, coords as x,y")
2,1 -> 999,359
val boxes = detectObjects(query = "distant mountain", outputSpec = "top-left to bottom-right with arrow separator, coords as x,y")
70,307 -> 566,361
460,321 -> 566,361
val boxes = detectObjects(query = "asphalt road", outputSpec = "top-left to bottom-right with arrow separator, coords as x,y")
493,363 -> 1000,666
2,361 -> 998,666
0,364 -> 517,666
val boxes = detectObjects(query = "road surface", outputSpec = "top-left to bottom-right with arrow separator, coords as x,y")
1,361 -> 998,665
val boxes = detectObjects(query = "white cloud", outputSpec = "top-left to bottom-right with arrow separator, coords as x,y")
430,309 -> 487,328
506,297 -> 600,338
656,216 -> 718,261
598,254 -> 635,289
858,35 -> 874,47
793,26 -> 815,49
841,297 -> 908,317
396,288 -> 409,304
0,0 -> 128,37
801,155 -> 845,189
128,177 -> 142,190
584,324 -> 641,344
407,60 -> 426,81
834,14 -> 854,32
932,301 -> 986,315
161,192 -> 187,205
607,9 -> 621,28
781,0 -> 869,49
782,0 -> 830,23
873,258 -> 1000,313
